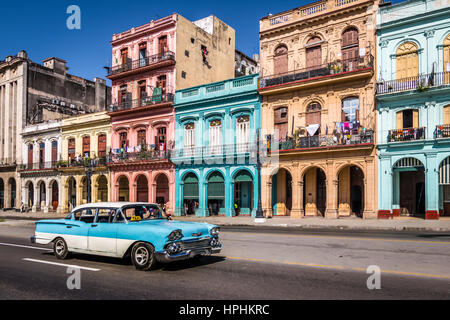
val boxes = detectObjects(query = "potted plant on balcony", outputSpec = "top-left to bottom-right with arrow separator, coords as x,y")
417,80 -> 429,92
329,60 -> 342,74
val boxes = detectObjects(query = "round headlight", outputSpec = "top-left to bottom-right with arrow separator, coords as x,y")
168,229 -> 183,241
210,227 -> 220,236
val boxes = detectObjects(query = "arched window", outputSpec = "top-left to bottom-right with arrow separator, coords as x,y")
341,28 -> 359,71
98,134 -> 107,158
444,34 -> 450,84
341,97 -> 359,122
119,132 -> 128,150
396,42 -> 419,80
274,45 -> 288,75
156,127 -> 167,151
184,123 -> 195,156
68,138 -> 75,161
209,120 -> 222,154
306,37 -> 322,69
306,102 -> 322,130
82,136 -> 90,158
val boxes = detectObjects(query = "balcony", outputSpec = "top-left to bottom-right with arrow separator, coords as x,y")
107,148 -> 171,164
269,130 -> 374,152
0,159 -> 17,171
377,72 -> 450,95
435,125 -> 450,139
56,157 -> 108,169
108,93 -> 174,114
260,0 -> 369,33
171,143 -> 257,163
106,51 -> 175,80
18,161 -> 58,171
259,56 -> 373,93
388,128 -> 425,143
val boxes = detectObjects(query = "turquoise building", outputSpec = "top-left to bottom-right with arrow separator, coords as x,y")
172,74 -> 261,217
376,0 -> 450,218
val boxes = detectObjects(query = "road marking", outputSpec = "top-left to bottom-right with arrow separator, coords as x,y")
225,256 -> 450,280
23,258 -> 100,272
222,232 -> 450,245
0,242 -> 52,251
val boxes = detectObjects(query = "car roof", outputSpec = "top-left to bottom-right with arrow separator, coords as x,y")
72,202 -> 159,211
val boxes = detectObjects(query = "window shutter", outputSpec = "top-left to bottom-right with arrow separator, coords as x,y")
444,106 -> 450,125
396,111 -> 403,129
413,109 -> 419,128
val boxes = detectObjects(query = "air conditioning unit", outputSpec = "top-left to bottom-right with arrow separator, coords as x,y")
70,104 -> 75,109
60,101 -> 66,106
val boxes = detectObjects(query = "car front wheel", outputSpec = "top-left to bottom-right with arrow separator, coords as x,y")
53,238 -> 70,260
131,242 -> 155,271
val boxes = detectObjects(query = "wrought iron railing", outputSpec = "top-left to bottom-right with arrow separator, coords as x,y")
377,72 -> 450,94
260,55 -> 373,89
388,127 -> 425,142
108,51 -> 175,76
0,158 -> 17,167
268,131 -> 374,151
107,150 -> 171,163
109,93 -> 174,112
435,125 -> 450,139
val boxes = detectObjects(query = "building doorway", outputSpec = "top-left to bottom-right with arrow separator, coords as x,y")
183,173 -> 199,216
234,170 -> 254,216
271,168 -> 292,216
303,167 -> 327,217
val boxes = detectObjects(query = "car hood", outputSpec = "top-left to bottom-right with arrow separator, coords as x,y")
137,220 -> 214,238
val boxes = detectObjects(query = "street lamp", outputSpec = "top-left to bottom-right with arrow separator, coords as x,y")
254,128 -> 266,223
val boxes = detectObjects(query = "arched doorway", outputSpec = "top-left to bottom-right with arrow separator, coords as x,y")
207,171 -> 225,216
338,165 -> 364,217
438,156 -> 450,216
155,174 -> 169,207
97,176 -> 108,202
67,177 -> 76,210
51,181 -> 58,211
8,178 -> 16,208
27,182 -> 34,209
303,167 -> 326,217
183,172 -> 199,215
233,170 -> 254,216
271,168 -> 292,216
393,158 -> 425,217
118,176 -> 130,202
136,175 -> 149,202
38,181 -> 46,210
0,179 -> 4,209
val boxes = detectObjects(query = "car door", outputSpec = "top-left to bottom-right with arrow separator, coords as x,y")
87,208 -> 118,255
64,209 -> 91,251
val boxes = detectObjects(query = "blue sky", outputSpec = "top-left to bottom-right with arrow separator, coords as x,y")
1,0 -> 401,83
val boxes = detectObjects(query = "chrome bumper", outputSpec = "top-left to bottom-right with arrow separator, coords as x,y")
155,246 -> 222,263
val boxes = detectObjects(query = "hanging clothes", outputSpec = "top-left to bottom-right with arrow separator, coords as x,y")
306,124 -> 320,136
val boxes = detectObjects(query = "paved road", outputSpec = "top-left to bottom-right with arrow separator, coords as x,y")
0,225 -> 449,300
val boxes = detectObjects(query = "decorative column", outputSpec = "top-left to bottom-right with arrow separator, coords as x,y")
425,153 -> 439,219
44,184 -> 51,213
32,184 -> 39,213
57,180 -> 65,214
325,179 -> 338,219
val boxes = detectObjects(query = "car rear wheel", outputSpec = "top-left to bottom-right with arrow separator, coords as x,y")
53,238 -> 70,260
131,242 -> 155,271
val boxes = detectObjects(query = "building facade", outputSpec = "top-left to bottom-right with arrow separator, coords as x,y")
59,112 -> 111,212
172,74 -> 261,217
106,13 -> 236,214
258,0 -> 379,219
235,50 -> 260,78
19,120 -> 63,213
376,0 -> 450,219
0,50 -> 110,212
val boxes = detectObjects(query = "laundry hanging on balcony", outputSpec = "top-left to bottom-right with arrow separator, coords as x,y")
152,87 -> 162,103
306,124 -> 320,136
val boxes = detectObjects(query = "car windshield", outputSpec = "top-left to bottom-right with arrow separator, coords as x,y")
121,204 -> 167,222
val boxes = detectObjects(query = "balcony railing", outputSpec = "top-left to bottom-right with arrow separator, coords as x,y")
107,149 -> 171,163
260,55 -> 373,89
171,143 -> 255,159
377,72 -> 450,94
388,128 -> 425,142
0,159 -> 17,168
109,93 -> 174,113
108,51 -> 175,76
268,130 -> 374,151
435,125 -> 450,139
18,161 -> 58,171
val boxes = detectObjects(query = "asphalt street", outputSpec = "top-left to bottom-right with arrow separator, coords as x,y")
0,225 -> 449,300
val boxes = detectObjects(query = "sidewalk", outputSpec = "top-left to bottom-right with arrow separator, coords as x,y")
1,209 -> 450,232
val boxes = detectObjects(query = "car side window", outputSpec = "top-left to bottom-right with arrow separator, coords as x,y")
95,209 -> 115,224
73,210 -> 83,221
79,209 -> 96,224
113,210 -> 126,223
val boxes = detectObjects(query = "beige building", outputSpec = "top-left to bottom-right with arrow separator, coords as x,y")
59,111 -> 111,212
259,0 -> 379,219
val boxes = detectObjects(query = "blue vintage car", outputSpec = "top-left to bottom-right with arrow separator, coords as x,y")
31,202 -> 222,271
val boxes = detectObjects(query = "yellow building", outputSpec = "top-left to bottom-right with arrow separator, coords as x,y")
59,111 -> 111,211
259,0 -> 379,219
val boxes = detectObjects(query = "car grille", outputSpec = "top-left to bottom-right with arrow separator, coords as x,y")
180,239 -> 211,250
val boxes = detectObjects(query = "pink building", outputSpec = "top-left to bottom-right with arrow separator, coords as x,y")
106,13 -> 236,214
